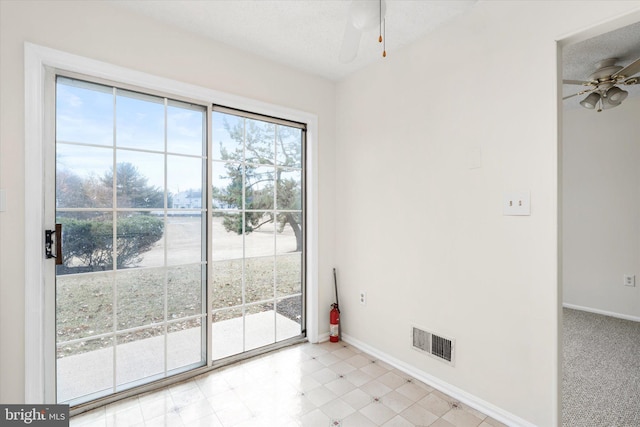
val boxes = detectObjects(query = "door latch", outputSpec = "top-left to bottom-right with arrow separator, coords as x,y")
45,224 -> 63,265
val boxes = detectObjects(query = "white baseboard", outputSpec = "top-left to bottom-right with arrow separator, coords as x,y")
563,303 -> 640,323
315,332 -> 330,343
341,333 -> 537,427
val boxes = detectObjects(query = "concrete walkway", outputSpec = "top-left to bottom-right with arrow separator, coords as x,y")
57,311 -> 301,403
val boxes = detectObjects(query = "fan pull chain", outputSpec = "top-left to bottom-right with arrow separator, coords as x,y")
379,0 -> 386,58
383,18 -> 386,58
379,0 -> 382,43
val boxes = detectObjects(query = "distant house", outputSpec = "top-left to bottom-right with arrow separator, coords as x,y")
172,190 -> 202,209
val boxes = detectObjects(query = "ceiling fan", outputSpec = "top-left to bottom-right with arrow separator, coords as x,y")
339,0 -> 386,63
564,57 -> 640,112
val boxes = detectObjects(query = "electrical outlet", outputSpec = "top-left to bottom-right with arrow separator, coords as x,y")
624,274 -> 636,287
359,291 -> 366,306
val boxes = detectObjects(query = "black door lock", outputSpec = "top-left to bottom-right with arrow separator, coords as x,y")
45,224 -> 62,265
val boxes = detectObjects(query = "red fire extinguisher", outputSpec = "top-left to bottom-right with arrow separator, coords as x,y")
330,268 -> 341,342
330,303 -> 340,342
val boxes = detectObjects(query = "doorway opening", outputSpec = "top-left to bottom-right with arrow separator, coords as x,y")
558,16 -> 640,427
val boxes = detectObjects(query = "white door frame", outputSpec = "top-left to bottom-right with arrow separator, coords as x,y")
24,42 -> 319,404
554,9 -> 640,427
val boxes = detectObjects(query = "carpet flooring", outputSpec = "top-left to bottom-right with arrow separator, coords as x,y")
563,308 -> 640,427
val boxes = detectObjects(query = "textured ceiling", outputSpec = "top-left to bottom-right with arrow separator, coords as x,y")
110,1 -> 639,105
111,0 -> 477,81
563,21 -> 640,110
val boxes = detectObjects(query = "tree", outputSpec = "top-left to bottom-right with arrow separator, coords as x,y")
57,162 -> 166,210
214,118 -> 303,251
101,162 -> 165,208
55,164 -> 165,272
56,169 -> 112,213
59,215 -> 164,271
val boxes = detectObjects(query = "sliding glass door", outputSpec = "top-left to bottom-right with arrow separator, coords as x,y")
54,77 -> 207,404
211,108 -> 305,360
50,75 -> 305,407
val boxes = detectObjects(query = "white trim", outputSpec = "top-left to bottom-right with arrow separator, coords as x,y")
24,41 -> 47,405
24,42 -> 319,402
342,333 -> 537,427
563,303 -> 640,323
316,332 -> 330,343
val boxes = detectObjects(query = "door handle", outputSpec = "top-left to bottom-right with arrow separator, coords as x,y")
45,224 -> 63,265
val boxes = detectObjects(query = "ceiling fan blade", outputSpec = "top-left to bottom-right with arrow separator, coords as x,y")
612,57 -> 640,79
563,93 -> 581,100
563,79 -> 589,86
349,0 -> 385,31
563,87 -> 595,100
339,20 -> 362,63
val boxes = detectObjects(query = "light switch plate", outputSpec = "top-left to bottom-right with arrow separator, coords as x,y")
624,274 -> 635,287
503,191 -> 530,216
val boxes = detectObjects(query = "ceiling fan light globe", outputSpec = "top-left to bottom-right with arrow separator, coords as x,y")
580,92 -> 601,109
602,98 -> 621,110
606,86 -> 629,103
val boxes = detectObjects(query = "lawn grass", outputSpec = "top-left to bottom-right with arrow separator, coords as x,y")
56,256 -> 302,358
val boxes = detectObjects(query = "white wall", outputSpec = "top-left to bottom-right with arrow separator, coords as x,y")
335,1 -> 640,426
0,0 -> 336,404
563,96 -> 640,319
4,0 -> 640,425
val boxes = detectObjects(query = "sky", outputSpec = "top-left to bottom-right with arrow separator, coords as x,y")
56,77 -> 303,204
56,77 -> 206,196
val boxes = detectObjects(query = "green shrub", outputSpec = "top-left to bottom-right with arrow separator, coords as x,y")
59,215 -> 164,271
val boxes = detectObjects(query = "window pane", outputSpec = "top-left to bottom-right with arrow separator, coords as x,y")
116,268 -> 165,330
276,254 -> 302,298
245,119 -> 275,165
276,296 -> 302,341
167,101 -> 205,156
212,161 -> 242,210
212,112 -> 243,161
245,256 -> 274,303
212,308 -> 243,360
116,90 -> 164,152
56,144 -> 113,209
245,166 -> 274,210
245,303 -> 275,351
212,213 -> 243,261
167,318 -> 204,371
276,213 -> 302,255
116,326 -> 164,386
57,336 -> 114,403
57,212 -> 114,273
167,264 -> 203,319
277,168 -> 301,210
245,212 -> 274,257
56,77 -> 113,146
116,212 -> 165,269
276,126 -> 302,168
168,155 -> 203,207
56,272 -> 114,342
115,151 -> 165,209
166,214 -> 203,266
212,259 -> 242,310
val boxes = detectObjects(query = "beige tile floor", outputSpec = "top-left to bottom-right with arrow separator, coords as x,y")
70,341 -> 508,427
